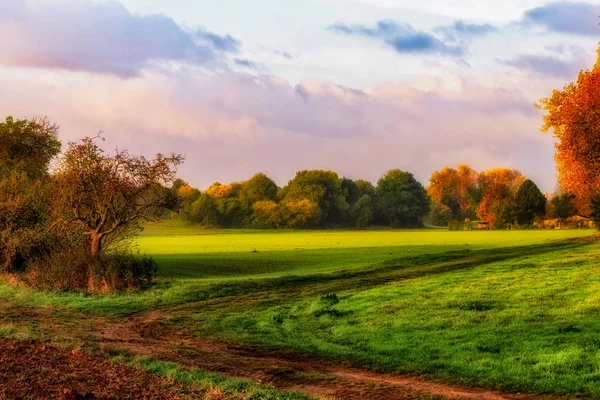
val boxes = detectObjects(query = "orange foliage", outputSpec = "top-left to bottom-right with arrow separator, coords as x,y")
538,47 -> 600,214
476,168 -> 524,227
205,182 -> 240,198
428,164 -> 478,220
176,184 -> 195,199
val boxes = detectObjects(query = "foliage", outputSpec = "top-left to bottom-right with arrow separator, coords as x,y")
476,169 -> 524,228
537,47 -> 600,213
350,195 -> 374,229
549,193 -> 577,219
428,164 -> 479,220
53,136 -> 183,258
590,194 -> 600,229
0,116 -> 61,179
187,194 -> 221,227
0,117 -> 62,272
376,169 -> 429,227
427,202 -> 454,227
239,173 -> 278,206
279,199 -> 322,228
515,179 -> 547,225
281,170 -> 348,226
23,247 -> 157,293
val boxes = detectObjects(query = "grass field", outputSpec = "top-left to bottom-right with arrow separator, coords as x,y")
1,223 -> 600,398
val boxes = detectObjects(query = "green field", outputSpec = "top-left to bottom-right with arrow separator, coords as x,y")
2,224 -> 600,397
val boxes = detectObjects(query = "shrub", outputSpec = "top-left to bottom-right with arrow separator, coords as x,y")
590,194 -> 600,229
428,202 -> 453,227
22,249 -> 157,293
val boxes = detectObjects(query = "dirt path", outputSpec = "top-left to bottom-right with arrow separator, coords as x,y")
94,311 -> 561,400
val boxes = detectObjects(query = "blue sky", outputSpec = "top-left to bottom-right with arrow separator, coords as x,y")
0,0 -> 599,191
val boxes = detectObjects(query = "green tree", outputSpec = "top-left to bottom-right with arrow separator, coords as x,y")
427,202 -> 454,227
515,179 -> 547,225
376,170 -> 430,227
0,117 -> 62,272
0,116 -> 61,179
281,170 -> 348,226
342,178 -> 360,206
188,194 -> 221,227
549,193 -> 576,219
355,179 -> 376,198
590,194 -> 600,229
240,173 -> 278,206
351,195 -> 374,229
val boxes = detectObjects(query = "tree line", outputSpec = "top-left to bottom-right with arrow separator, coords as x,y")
173,164 -> 565,230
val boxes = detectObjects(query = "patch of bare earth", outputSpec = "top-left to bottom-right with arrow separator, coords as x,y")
0,338 -> 187,400
95,311 -> 563,400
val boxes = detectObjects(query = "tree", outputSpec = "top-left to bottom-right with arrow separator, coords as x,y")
549,193 -> 576,219
281,170 -> 348,225
427,202 -> 454,227
537,47 -> 600,213
355,179 -> 376,199
342,178 -> 361,206
475,168 -> 524,228
0,117 -> 61,272
590,194 -> 600,229
351,195 -> 374,229
239,173 -> 278,206
53,137 -> 183,257
428,164 -> 478,220
376,170 -> 430,227
0,116 -> 61,179
515,179 -> 546,225
188,194 -> 221,227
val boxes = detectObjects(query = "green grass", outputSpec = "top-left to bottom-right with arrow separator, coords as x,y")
1,225 -> 599,397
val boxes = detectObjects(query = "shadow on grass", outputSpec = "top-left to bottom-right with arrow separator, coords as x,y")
165,238 -> 595,312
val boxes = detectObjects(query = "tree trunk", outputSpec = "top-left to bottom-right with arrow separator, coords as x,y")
90,234 -> 102,258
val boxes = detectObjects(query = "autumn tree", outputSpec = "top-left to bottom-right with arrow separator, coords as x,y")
515,179 -> 546,225
537,47 -> 600,214
376,170 -> 430,227
476,168 -> 524,228
428,164 -> 478,220
54,137 -> 183,257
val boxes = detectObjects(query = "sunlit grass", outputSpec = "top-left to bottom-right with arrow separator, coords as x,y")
1,226 -> 599,396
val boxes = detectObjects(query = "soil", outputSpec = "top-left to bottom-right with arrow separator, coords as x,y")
0,338 -> 187,400
92,311 -> 563,400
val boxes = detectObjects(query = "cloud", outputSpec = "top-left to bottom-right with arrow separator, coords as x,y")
434,21 -> 498,41
234,58 -> 257,69
328,20 -> 466,57
0,0 -> 239,77
521,1 -> 600,36
274,50 -> 293,60
197,30 -> 240,52
500,46 -> 589,78
0,66 -> 554,190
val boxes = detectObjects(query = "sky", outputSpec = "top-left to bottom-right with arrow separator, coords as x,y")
0,0 -> 599,191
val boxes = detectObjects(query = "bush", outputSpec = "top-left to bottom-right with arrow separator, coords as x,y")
590,194 -> 600,229
22,249 -> 157,293
428,202 -> 453,227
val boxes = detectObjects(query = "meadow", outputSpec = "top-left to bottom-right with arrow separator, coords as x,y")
1,223 -> 600,398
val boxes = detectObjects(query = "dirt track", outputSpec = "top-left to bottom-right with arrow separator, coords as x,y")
94,311 -> 562,400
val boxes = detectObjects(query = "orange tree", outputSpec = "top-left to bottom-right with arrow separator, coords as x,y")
537,48 -> 600,214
